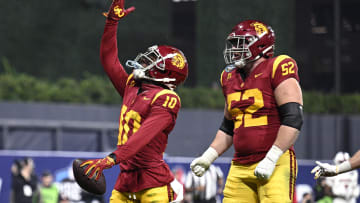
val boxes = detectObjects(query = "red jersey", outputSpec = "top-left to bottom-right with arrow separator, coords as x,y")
100,20 -> 180,192
220,55 -> 299,164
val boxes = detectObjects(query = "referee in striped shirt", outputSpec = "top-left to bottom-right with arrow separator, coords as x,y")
185,164 -> 224,203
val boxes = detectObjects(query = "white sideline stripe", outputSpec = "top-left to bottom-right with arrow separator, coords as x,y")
0,150 -> 329,164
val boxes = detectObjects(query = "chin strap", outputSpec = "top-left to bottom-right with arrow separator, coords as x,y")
233,44 -> 273,68
234,54 -> 262,68
234,60 -> 246,68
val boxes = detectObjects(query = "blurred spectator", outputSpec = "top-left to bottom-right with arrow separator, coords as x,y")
172,166 -> 186,186
301,193 -> 315,203
184,170 -> 201,203
296,184 -> 314,203
185,164 -> 224,203
34,171 -> 59,203
171,166 -> 186,203
326,152 -> 360,203
56,166 -> 104,203
10,157 -> 38,203
81,191 -> 104,203
313,177 -> 333,203
56,165 -> 82,203
57,176 -> 83,203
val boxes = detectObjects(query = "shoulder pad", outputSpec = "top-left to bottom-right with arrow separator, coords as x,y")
221,65 -> 236,86
151,89 -> 180,105
225,65 -> 236,72
272,55 -> 293,78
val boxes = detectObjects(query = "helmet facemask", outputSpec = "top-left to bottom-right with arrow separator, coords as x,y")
126,45 -> 177,89
223,35 -> 259,68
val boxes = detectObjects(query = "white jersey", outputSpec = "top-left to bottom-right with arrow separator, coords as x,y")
326,170 -> 360,203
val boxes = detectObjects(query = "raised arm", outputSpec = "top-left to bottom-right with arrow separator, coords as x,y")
100,0 -> 135,97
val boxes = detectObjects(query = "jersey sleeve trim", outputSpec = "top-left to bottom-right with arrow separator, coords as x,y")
126,74 -> 134,85
220,70 -> 226,87
151,89 -> 180,105
272,55 -> 291,79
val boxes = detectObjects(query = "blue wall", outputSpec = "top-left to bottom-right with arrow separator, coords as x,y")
1,151 -> 358,203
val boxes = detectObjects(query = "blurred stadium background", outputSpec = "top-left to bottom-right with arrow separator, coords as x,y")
1,0 -> 360,202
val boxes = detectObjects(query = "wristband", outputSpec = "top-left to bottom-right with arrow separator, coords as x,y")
266,145 -> 284,163
336,160 -> 352,174
202,147 -> 219,164
108,153 -> 117,164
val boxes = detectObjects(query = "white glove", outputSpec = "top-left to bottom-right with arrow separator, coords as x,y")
254,145 -> 283,180
311,161 -> 337,179
311,160 -> 352,179
170,178 -> 183,203
190,147 -> 218,177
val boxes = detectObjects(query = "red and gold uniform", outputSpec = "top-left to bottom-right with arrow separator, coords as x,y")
100,19 -> 179,202
220,55 -> 299,202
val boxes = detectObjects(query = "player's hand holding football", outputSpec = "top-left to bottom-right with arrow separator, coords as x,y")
103,0 -> 135,21
190,147 -> 218,177
254,145 -> 283,180
81,156 -> 115,180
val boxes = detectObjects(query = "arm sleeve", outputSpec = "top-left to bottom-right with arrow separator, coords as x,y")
112,107 -> 175,163
100,19 -> 129,97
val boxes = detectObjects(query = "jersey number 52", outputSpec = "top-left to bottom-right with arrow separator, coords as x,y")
227,88 -> 268,129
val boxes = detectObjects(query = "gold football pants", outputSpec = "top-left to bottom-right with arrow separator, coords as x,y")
223,150 -> 297,203
109,184 -> 174,203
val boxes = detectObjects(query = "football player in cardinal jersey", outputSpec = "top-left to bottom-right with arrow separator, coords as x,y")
191,20 -> 303,202
79,0 -> 186,202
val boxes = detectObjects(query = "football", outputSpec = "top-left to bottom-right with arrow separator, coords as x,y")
72,159 -> 106,195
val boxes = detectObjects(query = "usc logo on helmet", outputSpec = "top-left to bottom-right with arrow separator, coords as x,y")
114,5 -> 125,18
171,53 -> 186,69
251,22 -> 268,36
